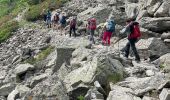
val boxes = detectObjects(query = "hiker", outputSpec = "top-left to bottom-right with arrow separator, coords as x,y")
59,12 -> 67,35
102,16 -> 115,46
69,16 -> 77,37
120,18 -> 141,62
46,10 -> 52,28
53,12 -> 60,29
87,17 -> 97,44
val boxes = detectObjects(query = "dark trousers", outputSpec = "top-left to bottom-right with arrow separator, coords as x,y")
89,30 -> 95,44
124,38 -> 140,61
69,27 -> 76,37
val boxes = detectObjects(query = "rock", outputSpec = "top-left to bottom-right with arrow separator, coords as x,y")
57,63 -> 72,80
159,88 -> 170,100
77,6 -> 112,24
158,81 -> 170,91
52,47 -> 75,72
25,74 -> 69,100
12,55 -> 20,64
125,3 -> 138,18
146,70 -> 155,77
7,89 -> 19,100
142,96 -> 158,100
117,73 -> 166,96
107,85 -> 141,100
70,47 -> 91,68
0,83 -> 15,96
30,74 -> 48,88
153,53 -> 170,72
85,87 -> 104,100
14,64 -> 35,76
136,38 -> 170,60
147,2 -> 162,16
140,28 -> 160,39
16,85 -> 30,97
136,10 -> 149,21
64,55 -> 124,93
154,2 -> 170,17
139,17 -> 170,33
161,33 -> 170,40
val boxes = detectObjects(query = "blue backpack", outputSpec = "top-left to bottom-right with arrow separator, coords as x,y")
60,16 -> 66,24
106,21 -> 115,32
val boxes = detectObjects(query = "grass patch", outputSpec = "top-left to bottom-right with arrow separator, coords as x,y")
107,73 -> 123,84
24,46 -> 55,64
160,64 -> 166,69
77,95 -> 85,100
25,0 -> 64,21
0,20 -> 19,43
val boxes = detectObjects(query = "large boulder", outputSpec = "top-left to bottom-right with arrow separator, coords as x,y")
139,17 -> 170,33
64,54 -> 124,96
161,32 -> 170,40
107,85 -> 141,100
24,74 -> 69,100
14,64 -> 35,76
154,1 -> 170,17
153,53 -> 170,73
0,83 -> 16,96
77,6 -> 112,24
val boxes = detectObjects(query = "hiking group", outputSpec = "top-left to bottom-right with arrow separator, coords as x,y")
42,9 -> 141,62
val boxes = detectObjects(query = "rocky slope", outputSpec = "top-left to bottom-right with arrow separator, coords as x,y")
0,0 -> 170,100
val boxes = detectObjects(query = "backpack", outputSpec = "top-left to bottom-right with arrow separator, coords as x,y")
89,18 -> 96,30
129,22 -> 141,39
60,16 -> 66,24
70,18 -> 76,27
106,21 -> 115,32
46,12 -> 51,19
54,14 -> 59,21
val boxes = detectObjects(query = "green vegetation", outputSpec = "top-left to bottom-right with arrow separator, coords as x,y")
24,46 -> 55,64
0,0 -> 68,43
77,95 -> 85,100
160,63 -> 166,69
107,73 -> 123,84
0,20 -> 19,43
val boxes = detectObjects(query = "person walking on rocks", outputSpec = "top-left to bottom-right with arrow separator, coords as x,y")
120,18 -> 141,62
59,12 -> 67,35
69,16 -> 77,37
102,16 -> 115,46
46,10 -> 52,28
87,17 -> 97,45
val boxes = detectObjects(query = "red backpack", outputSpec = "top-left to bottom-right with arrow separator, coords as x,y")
70,19 -> 76,27
89,18 -> 97,30
128,23 -> 141,39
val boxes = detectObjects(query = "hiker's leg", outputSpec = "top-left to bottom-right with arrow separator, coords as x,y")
129,39 -> 140,61
102,31 -> 107,45
69,27 -> 72,37
91,30 -> 95,44
107,32 -> 112,45
124,40 -> 130,58
73,27 -> 76,37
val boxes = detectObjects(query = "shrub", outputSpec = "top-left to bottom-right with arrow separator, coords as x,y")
0,20 -> 19,43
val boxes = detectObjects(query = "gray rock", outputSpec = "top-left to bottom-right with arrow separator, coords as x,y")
25,74 -> 69,100
7,89 -> 19,100
161,33 -> 170,40
0,83 -> 15,96
64,55 -> 124,93
159,88 -> 170,100
85,87 -> 104,100
107,85 -> 141,100
139,17 -> 170,33
153,53 -> 170,73
154,2 -> 170,17
146,70 -> 155,77
142,96 -> 158,100
30,74 -> 48,88
14,64 -> 35,76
